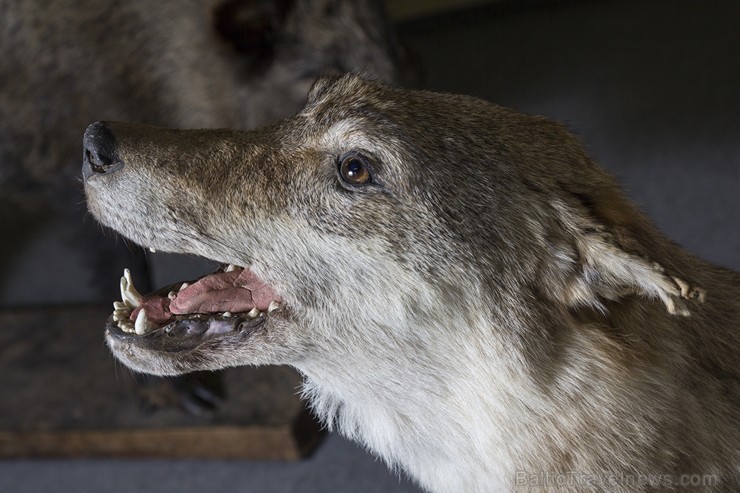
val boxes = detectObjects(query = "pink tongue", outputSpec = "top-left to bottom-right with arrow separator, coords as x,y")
171,269 -> 279,314
132,297 -> 172,324
130,268 -> 280,323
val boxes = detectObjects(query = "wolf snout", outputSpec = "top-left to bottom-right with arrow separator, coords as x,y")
82,121 -> 123,179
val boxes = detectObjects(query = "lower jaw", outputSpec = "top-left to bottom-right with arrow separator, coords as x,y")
105,303 -> 269,353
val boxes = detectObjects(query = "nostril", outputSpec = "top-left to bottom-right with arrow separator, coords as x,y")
82,121 -> 122,178
85,148 -> 113,173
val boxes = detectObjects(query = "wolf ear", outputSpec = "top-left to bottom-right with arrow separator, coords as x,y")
543,185 -> 706,316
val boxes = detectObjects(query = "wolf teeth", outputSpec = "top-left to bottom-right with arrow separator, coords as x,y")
268,301 -> 279,313
113,300 -> 132,324
225,264 -> 237,272
120,268 -> 143,309
118,319 -> 135,333
149,247 -> 156,253
134,309 -> 146,335
179,282 -> 189,291
113,308 -> 130,322
223,311 -> 232,317
167,290 -> 177,300
134,309 -> 158,335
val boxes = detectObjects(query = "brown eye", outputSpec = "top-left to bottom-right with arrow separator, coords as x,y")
339,154 -> 372,186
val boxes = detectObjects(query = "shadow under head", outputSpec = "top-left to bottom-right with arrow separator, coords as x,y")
83,75 -> 739,492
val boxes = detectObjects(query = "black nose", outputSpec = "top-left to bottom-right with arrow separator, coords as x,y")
82,121 -> 122,179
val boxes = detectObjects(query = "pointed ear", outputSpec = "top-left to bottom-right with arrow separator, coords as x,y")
541,184 -> 706,316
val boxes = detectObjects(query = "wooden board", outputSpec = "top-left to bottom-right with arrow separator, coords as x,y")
0,305 -> 324,459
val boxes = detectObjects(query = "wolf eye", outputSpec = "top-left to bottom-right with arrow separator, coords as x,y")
338,153 -> 372,186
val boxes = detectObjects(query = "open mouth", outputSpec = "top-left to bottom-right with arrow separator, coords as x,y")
107,264 -> 283,351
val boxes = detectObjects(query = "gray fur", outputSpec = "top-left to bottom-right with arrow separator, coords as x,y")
85,75 -> 739,492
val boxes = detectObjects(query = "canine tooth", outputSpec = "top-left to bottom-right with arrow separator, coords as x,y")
247,307 -> 260,319
225,264 -> 237,272
119,277 -> 127,304
149,247 -> 156,253
134,309 -> 158,335
179,282 -> 189,291
268,301 -> 279,313
120,269 -> 143,309
119,277 -> 138,309
167,291 -> 177,300
134,310 -> 147,335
